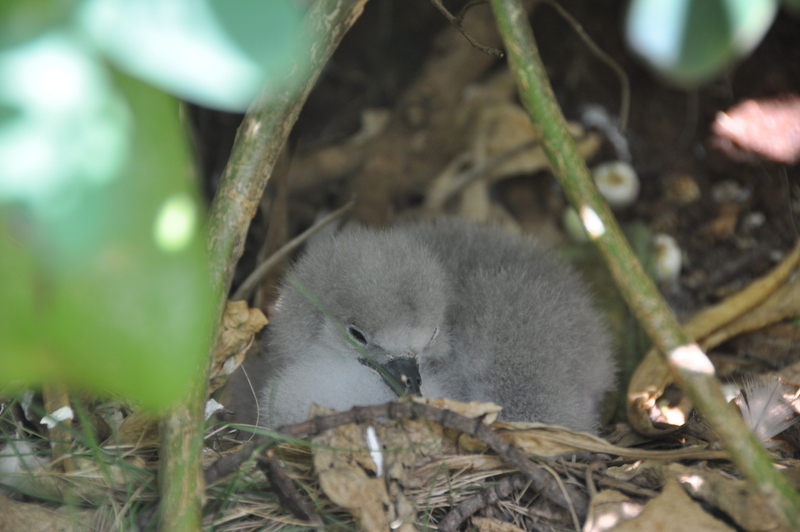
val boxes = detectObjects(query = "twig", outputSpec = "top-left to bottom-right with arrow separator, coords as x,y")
157,2 -> 369,531
489,0 -> 800,528
257,448 -> 323,525
231,200 -> 354,301
439,474 -> 527,532
431,0 -> 504,57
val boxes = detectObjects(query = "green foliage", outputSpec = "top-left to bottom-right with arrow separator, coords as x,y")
0,0 -> 310,408
0,69 -> 215,408
626,0 -> 779,86
0,0 -> 79,49
78,0 -> 309,111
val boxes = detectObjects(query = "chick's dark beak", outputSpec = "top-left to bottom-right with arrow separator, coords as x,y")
381,357 -> 421,396
358,355 -> 422,396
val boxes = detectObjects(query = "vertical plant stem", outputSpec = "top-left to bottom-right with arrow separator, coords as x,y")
157,2 -> 368,531
490,0 -> 800,528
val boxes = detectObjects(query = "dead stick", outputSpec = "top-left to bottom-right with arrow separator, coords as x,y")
438,474 -> 527,532
158,2 -> 369,531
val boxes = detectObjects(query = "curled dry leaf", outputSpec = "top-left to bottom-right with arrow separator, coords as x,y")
583,489 -> 644,532
666,463 -> 791,532
701,273 -> 800,350
608,478 -> 735,532
628,242 -> 800,436
209,300 -> 268,393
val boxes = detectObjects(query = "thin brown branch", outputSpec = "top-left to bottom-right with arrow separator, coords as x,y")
439,474 -> 527,532
257,448 -> 323,525
157,2 -> 370,531
431,0 -> 504,57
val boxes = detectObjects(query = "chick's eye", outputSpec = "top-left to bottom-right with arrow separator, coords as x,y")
347,324 -> 368,346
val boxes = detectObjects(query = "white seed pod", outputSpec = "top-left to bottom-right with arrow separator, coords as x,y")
654,234 -> 682,284
592,161 -> 640,209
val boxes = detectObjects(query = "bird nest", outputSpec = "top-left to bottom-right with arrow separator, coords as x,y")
1,389 -> 797,531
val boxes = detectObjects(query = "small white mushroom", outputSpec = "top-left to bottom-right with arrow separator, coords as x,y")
592,161 -> 640,209
654,234 -> 682,285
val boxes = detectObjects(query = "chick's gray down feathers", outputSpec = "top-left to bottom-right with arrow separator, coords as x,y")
226,218 -> 614,432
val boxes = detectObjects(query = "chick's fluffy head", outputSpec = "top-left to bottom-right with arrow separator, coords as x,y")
281,226 -> 450,356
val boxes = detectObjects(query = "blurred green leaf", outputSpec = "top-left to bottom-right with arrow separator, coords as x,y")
0,32 -> 130,211
78,0 -> 310,111
0,0 -> 79,50
0,36 -> 215,408
626,0 -> 778,86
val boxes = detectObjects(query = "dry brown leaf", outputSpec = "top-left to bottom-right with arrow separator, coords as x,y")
628,241 -> 800,436
312,422 -> 393,531
701,273 -> 800,350
666,463 -> 790,532
472,103 -> 599,184
490,422 -> 725,461
209,300 -> 268,392
684,242 -> 800,341
609,478 -> 735,531
412,396 -> 502,424
583,489 -> 644,532
311,405 -> 448,531
425,71 -> 600,216
102,409 -> 159,448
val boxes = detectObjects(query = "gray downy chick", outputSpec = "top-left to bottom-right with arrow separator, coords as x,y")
226,218 -> 614,432
410,218 -> 614,431
226,225 -> 450,429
